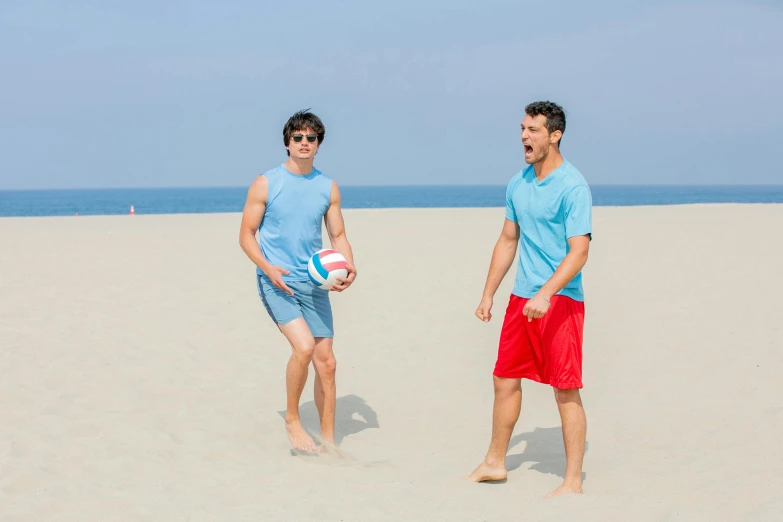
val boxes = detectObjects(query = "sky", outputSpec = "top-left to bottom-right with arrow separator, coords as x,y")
1,0 -> 781,189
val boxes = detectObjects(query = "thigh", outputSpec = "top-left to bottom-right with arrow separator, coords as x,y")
539,296 -> 584,389
494,295 -> 539,379
279,317 -> 316,355
290,280 -> 334,339
257,274 -> 304,326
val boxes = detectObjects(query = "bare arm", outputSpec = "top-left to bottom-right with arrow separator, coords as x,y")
538,235 -> 590,300
324,181 -> 356,291
238,176 -> 270,271
476,218 -> 520,321
483,218 -> 520,298
238,176 -> 293,294
522,234 -> 590,320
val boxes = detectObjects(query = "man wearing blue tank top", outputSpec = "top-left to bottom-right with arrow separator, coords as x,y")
466,101 -> 592,498
239,110 -> 357,453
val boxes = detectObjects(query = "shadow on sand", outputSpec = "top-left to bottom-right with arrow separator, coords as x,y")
504,426 -> 589,483
277,394 -> 379,446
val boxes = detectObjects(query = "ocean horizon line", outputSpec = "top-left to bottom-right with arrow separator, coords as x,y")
2,183 -> 783,192
3,185 -> 783,217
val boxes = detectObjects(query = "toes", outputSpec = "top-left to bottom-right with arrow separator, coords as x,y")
297,438 -> 316,452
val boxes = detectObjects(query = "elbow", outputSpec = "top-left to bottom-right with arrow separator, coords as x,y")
498,235 -> 517,251
239,230 -> 252,251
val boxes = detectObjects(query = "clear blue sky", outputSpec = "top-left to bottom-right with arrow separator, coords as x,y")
1,0 -> 781,189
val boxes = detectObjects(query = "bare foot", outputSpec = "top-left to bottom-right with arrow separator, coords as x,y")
546,482 -> 583,498
285,420 -> 317,453
464,460 -> 508,482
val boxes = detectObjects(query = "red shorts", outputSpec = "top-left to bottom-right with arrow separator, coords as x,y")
494,294 -> 585,389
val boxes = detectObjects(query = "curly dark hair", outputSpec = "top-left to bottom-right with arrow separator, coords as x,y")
283,109 -> 326,155
525,101 -> 566,147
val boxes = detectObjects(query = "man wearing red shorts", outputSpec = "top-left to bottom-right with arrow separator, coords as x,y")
466,101 -> 592,498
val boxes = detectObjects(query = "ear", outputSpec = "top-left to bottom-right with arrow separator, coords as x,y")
550,130 -> 562,146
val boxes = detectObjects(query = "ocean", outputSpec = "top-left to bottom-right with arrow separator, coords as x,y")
1,185 -> 783,217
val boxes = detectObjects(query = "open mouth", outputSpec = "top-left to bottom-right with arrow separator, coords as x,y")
524,144 -> 533,155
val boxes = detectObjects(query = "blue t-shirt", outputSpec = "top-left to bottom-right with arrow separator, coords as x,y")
505,159 -> 593,301
257,164 -> 333,281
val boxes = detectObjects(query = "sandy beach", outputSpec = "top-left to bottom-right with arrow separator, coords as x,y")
1,204 -> 782,521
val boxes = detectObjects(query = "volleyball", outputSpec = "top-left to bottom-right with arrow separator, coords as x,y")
307,249 -> 349,290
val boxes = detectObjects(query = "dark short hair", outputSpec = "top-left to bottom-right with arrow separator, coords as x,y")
525,101 -> 566,147
283,109 -> 325,155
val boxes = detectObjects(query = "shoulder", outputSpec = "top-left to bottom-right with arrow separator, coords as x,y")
510,166 -> 532,185
263,164 -> 285,179
250,169 -> 274,190
311,167 -> 338,196
313,167 -> 334,184
328,178 -> 341,203
246,174 -> 269,205
506,166 -> 531,193
559,160 -> 590,190
257,165 -> 284,188
557,162 -> 592,211
554,161 -> 591,202
250,165 -> 284,200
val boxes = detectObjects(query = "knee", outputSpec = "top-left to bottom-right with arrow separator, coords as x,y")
292,341 -> 315,362
554,387 -> 580,405
315,353 -> 337,376
493,376 -> 520,398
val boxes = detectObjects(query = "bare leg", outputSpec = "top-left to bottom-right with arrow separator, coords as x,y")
312,337 -> 337,445
465,376 -> 522,482
279,319 -> 317,452
546,387 -> 586,498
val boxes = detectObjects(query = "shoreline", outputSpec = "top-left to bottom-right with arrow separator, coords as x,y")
2,201 -> 783,220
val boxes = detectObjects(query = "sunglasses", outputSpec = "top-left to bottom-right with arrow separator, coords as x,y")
291,133 -> 318,143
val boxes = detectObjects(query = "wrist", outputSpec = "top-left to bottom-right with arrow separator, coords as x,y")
257,260 -> 272,275
537,290 -> 553,302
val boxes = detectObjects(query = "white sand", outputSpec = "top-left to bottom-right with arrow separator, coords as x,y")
1,204 -> 782,521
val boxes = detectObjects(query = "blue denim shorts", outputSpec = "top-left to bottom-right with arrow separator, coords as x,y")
256,274 -> 334,338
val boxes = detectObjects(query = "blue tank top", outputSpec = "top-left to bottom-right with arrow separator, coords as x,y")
257,164 -> 333,281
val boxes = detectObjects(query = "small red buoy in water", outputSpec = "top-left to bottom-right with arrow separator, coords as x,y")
130,205 -> 135,215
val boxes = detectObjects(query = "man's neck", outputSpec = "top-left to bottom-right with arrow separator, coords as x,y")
533,149 -> 563,181
285,157 -> 314,175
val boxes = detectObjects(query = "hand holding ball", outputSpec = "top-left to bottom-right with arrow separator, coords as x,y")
308,249 -> 349,290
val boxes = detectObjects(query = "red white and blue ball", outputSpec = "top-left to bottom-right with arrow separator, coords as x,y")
307,249 -> 348,290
